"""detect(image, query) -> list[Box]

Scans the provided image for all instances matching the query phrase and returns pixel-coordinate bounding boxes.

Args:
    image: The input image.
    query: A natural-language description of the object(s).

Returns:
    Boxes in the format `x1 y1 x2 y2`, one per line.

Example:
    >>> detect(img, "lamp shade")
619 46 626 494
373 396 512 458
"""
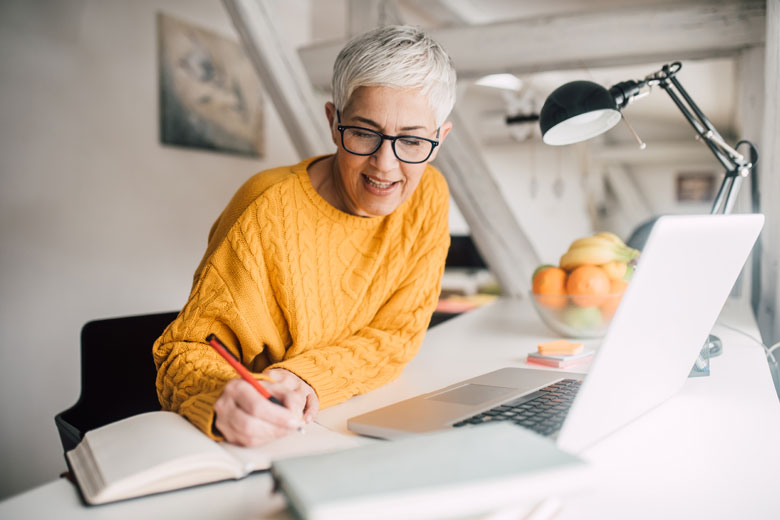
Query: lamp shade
539 80 621 145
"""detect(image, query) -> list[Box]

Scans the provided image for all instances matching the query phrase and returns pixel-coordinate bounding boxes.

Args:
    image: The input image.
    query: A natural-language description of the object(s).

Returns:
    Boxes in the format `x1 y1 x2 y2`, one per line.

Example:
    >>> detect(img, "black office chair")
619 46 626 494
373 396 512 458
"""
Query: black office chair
429 235 490 328
54 311 179 453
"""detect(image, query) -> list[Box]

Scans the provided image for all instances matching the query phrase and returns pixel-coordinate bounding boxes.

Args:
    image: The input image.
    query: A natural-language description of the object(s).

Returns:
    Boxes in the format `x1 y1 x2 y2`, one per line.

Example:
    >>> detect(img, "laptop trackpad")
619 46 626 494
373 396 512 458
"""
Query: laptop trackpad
426 384 517 406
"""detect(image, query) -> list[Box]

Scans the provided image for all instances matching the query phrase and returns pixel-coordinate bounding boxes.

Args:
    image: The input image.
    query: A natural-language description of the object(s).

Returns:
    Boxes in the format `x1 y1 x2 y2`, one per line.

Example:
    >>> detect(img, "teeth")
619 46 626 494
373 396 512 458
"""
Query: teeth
364 175 394 189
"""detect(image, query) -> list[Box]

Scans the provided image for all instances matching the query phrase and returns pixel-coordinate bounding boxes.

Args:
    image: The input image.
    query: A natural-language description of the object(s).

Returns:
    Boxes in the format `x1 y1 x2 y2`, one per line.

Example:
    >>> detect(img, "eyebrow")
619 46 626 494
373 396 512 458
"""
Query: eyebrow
352 116 429 133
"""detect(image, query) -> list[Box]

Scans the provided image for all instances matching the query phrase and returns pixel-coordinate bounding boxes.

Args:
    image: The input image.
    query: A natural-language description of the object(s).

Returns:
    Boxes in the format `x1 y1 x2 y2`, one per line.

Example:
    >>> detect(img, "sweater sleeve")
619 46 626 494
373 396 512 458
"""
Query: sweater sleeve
269 201 451 409
152 241 278 439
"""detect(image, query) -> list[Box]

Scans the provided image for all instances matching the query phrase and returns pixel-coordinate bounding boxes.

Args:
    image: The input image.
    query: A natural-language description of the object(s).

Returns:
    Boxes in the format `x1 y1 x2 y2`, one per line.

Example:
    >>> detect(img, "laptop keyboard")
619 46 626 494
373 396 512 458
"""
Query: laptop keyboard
452 379 582 437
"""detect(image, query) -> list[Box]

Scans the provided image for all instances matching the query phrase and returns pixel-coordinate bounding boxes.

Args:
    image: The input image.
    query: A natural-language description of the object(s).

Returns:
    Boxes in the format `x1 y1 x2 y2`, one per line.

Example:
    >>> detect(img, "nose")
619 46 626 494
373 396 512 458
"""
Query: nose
371 137 399 171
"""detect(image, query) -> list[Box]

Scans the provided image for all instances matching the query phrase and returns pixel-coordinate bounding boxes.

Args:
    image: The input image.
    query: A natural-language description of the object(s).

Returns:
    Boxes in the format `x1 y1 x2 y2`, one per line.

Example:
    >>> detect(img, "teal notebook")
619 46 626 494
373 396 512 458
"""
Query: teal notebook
271 422 589 520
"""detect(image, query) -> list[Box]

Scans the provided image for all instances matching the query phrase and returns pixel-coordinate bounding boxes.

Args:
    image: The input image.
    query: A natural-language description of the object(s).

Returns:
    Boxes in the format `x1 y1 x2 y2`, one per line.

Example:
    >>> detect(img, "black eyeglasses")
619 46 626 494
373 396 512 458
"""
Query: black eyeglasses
336 111 439 164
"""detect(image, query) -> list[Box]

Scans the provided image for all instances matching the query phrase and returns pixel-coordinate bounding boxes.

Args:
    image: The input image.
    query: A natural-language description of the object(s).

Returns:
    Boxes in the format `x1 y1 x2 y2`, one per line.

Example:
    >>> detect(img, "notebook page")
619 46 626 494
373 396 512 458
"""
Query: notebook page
221 422 367 474
81 411 239 488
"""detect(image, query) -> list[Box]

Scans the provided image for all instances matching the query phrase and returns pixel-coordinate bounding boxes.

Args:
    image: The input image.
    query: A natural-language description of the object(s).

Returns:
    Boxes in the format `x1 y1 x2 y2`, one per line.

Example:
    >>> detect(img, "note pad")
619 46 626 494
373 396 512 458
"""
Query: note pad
537 339 584 356
271 422 590 520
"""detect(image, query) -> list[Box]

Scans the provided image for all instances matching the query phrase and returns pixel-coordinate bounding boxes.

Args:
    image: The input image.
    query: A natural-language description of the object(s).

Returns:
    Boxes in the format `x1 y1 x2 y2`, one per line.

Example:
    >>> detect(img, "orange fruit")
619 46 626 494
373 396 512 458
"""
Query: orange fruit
610 278 629 294
531 264 556 282
565 265 610 306
532 266 567 309
601 278 629 319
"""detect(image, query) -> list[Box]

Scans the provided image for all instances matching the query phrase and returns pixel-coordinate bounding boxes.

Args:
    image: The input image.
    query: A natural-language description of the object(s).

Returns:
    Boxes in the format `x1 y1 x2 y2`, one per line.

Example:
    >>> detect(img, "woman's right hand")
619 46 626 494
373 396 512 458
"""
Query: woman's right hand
213 378 306 446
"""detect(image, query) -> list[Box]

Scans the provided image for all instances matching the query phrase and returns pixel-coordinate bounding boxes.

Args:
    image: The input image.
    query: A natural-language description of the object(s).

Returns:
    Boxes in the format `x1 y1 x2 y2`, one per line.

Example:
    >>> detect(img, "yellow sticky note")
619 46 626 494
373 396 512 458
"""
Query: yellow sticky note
538 339 584 356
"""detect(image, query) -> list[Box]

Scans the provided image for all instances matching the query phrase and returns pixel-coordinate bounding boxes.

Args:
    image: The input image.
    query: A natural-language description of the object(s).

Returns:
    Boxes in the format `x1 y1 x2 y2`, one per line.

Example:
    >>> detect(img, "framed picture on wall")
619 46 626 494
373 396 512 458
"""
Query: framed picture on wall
157 12 264 157
676 171 717 203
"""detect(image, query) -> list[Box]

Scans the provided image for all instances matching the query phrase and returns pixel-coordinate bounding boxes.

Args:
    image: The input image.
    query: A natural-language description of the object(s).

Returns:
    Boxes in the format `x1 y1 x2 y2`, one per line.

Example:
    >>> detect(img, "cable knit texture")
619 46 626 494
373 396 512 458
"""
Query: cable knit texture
153 155 450 438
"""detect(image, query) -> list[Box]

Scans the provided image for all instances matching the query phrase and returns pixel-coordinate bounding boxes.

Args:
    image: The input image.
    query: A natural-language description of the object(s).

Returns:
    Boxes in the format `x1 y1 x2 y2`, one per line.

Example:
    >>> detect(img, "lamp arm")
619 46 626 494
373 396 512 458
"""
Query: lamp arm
643 63 756 214
656 77 739 173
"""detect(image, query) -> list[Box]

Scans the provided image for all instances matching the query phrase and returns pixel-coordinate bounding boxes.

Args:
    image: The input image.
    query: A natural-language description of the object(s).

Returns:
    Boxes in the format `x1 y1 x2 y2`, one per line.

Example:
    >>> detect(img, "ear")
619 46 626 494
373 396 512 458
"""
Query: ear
325 102 339 146
428 120 453 162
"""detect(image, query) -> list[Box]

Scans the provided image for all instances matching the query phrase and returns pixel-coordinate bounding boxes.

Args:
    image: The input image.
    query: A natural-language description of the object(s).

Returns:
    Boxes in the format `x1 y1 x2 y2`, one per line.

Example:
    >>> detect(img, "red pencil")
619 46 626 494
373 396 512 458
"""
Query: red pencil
206 334 283 406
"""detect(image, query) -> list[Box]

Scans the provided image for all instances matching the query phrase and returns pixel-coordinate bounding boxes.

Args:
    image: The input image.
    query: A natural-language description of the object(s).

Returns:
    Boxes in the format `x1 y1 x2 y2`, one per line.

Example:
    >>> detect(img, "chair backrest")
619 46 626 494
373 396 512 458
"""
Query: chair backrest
55 311 179 453
446 235 488 269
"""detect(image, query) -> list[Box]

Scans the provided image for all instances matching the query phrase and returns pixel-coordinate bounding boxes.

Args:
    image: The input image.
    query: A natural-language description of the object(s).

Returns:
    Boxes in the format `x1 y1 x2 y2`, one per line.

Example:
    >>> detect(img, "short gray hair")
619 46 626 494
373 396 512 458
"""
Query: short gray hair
332 25 457 128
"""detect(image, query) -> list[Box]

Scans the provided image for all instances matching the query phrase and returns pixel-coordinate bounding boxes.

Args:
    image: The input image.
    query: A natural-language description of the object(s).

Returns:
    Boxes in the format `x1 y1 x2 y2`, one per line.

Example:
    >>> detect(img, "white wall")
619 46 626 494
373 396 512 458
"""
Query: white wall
0 0 309 498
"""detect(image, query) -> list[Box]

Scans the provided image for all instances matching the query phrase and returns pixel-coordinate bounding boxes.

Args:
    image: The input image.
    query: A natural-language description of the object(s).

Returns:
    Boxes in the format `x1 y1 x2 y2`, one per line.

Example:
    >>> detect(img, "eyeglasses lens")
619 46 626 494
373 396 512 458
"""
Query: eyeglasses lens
342 128 433 163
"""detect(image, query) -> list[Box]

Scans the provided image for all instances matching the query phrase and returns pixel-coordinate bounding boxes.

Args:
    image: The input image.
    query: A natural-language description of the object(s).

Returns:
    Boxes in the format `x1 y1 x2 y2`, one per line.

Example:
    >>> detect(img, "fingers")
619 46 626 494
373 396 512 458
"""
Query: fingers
264 369 305 412
303 391 320 424
238 379 304 428
214 371 320 446
214 379 302 446
265 369 320 424
214 400 285 446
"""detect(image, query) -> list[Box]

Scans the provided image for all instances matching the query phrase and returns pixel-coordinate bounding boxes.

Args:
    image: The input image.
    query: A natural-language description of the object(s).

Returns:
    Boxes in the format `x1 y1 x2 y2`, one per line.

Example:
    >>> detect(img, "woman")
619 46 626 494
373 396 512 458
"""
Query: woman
153 25 456 446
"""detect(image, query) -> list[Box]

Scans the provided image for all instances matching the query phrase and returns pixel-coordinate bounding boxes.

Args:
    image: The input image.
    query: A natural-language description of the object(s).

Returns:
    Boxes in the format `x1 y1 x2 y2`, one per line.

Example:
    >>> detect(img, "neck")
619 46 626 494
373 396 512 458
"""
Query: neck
308 156 351 215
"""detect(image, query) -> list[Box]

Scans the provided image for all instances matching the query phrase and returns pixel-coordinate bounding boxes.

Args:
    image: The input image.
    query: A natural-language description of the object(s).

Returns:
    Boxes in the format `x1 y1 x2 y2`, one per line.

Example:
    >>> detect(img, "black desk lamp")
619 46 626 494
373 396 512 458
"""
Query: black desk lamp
539 62 757 215
538 62 759 365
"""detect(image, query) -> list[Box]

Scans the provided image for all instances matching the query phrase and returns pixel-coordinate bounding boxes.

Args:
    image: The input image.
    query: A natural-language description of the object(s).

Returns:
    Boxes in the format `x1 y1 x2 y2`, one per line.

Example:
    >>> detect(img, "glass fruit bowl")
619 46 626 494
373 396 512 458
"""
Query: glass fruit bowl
530 291 625 339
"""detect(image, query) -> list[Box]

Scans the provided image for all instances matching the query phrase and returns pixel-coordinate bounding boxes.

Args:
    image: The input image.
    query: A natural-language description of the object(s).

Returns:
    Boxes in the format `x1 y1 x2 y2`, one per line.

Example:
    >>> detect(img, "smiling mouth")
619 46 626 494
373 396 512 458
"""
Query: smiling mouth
362 174 399 190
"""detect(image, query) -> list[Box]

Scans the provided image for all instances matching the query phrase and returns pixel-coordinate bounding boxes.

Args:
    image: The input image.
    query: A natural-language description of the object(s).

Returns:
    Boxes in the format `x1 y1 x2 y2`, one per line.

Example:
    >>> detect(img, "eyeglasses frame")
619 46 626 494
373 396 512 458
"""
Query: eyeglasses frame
336 111 440 164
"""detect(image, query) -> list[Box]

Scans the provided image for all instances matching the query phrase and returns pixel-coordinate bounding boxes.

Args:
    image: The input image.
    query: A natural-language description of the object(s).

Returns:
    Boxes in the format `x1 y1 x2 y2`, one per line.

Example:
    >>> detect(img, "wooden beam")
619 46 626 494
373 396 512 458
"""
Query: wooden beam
603 165 653 240
756 0 780 345
591 142 713 165
300 0 766 88
223 0 333 159
399 0 468 26
347 0 402 36
434 109 541 297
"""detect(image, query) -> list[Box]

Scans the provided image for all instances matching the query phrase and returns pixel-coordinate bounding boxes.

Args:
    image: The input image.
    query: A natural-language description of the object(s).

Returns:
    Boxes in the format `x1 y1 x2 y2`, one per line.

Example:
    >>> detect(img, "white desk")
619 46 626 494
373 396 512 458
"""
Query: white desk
2 297 779 519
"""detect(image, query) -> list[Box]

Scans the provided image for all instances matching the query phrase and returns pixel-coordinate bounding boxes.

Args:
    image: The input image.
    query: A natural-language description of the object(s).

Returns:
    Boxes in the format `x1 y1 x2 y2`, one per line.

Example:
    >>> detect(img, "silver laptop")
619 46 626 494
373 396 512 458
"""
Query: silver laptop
348 214 764 453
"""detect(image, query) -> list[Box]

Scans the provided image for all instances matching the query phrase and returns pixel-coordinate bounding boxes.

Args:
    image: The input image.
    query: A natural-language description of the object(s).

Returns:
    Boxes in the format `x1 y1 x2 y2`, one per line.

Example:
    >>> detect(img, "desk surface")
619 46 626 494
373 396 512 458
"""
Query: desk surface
3 297 779 519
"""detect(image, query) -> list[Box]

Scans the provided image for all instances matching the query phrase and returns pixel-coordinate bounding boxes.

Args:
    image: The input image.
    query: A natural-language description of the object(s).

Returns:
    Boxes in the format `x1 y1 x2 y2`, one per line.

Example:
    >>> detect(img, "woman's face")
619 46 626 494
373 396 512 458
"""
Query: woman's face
325 86 451 217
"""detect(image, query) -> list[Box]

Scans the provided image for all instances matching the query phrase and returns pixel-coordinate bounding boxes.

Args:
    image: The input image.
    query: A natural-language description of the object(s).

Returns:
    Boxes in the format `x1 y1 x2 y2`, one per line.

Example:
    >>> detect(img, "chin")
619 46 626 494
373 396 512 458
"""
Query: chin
355 193 405 217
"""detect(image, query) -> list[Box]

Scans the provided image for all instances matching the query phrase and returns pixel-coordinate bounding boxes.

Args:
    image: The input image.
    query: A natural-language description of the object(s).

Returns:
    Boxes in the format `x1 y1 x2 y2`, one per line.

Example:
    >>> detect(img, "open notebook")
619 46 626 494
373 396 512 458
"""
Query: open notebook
66 411 362 505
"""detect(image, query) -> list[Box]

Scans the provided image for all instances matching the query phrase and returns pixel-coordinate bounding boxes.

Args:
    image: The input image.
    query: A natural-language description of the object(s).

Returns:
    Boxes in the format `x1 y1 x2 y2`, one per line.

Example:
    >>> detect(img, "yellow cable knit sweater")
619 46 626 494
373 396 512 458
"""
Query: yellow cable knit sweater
153 155 450 438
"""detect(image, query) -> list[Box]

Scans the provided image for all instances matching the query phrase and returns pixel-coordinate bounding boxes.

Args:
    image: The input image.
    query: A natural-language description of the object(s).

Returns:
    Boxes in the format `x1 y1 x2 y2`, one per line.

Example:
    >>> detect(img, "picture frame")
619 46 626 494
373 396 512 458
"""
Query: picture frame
157 12 264 157
676 171 717 203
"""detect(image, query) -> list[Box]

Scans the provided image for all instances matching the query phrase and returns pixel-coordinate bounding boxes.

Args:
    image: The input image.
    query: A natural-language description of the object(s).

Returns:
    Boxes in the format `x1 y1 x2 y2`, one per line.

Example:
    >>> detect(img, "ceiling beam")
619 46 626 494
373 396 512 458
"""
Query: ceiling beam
299 0 766 88
591 142 714 165
398 0 470 26
347 0 403 37
223 0 332 159
603 165 653 236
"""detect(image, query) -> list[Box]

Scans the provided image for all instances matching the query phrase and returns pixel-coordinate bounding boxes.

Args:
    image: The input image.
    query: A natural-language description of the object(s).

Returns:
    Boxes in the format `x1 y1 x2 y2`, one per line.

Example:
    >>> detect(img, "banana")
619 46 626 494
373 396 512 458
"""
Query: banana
560 246 616 271
560 232 640 271
566 235 621 251
560 243 640 271
593 231 625 245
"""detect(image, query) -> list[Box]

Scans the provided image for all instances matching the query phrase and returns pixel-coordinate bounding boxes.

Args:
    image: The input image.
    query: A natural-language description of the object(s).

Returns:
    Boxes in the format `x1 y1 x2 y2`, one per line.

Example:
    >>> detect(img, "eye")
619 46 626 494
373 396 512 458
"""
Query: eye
348 128 378 140
399 137 424 147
